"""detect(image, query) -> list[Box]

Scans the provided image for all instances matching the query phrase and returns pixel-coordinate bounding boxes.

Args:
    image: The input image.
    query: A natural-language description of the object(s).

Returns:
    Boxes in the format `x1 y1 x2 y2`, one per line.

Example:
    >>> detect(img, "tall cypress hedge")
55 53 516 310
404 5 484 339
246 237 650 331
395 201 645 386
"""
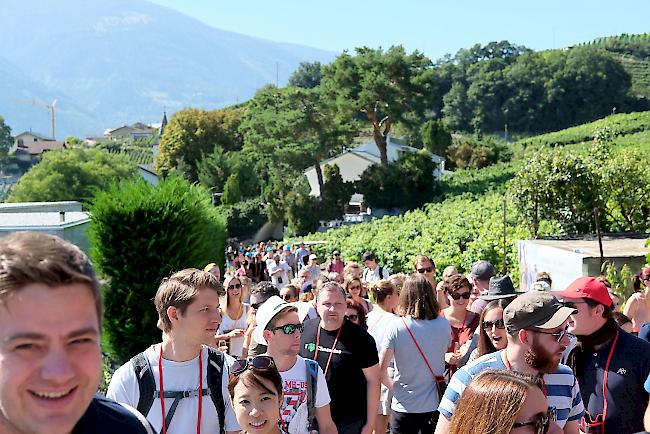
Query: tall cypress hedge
89 176 226 362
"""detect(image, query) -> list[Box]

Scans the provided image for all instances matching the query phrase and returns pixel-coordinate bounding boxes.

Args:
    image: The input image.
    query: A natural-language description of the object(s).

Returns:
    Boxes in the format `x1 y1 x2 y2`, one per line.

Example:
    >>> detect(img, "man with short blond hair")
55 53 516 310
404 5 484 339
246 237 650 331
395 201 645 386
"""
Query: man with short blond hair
0 232 154 434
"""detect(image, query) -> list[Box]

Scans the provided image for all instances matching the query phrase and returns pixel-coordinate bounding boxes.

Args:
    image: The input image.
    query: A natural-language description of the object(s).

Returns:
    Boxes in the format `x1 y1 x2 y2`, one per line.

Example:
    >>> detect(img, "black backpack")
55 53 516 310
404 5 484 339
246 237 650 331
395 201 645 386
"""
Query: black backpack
304 358 319 431
130 347 226 434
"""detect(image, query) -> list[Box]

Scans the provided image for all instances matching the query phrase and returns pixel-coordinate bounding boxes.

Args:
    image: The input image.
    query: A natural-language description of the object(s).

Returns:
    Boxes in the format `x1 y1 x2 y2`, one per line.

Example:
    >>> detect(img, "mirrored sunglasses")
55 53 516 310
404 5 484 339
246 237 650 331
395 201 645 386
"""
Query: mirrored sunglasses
269 322 303 335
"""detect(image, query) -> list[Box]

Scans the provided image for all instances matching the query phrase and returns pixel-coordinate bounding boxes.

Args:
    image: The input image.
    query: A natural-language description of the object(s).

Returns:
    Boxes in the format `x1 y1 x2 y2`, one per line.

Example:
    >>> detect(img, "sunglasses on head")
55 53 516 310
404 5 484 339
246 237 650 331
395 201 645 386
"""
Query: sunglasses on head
482 319 505 330
345 314 359 322
512 407 555 434
231 355 275 376
269 322 303 335
449 291 471 300
228 283 242 290
417 266 434 274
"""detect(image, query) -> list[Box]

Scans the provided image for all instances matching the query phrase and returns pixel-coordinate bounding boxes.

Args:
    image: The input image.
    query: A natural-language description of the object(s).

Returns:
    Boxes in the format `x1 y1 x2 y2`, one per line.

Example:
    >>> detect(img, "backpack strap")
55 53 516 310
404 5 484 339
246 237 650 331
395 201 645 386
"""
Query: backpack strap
305 358 319 431
206 347 226 434
131 351 156 418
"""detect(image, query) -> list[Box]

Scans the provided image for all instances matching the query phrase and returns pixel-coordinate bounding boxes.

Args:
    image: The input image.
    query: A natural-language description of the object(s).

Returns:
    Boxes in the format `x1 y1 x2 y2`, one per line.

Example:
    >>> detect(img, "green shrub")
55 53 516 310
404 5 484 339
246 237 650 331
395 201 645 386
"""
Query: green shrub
89 176 226 362
217 198 269 239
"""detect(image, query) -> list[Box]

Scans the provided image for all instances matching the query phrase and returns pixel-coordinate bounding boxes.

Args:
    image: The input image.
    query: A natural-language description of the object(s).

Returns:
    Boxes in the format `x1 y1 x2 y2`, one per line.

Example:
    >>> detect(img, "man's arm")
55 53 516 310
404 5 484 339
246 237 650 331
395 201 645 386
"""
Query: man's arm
361 363 380 434
315 404 338 434
434 414 451 434
563 419 580 434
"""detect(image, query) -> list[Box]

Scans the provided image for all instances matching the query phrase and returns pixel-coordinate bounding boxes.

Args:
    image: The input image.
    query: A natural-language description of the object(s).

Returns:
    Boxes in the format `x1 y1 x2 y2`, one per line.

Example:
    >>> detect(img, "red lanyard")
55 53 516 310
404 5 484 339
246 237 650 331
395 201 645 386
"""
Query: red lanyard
314 325 342 377
158 345 203 434
600 330 620 423
503 352 548 397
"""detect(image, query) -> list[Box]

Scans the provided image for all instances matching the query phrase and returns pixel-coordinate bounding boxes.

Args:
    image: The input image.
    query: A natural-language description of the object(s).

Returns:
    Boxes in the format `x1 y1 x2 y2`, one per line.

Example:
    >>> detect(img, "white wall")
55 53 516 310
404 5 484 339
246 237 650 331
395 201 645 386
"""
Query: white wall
517 240 584 291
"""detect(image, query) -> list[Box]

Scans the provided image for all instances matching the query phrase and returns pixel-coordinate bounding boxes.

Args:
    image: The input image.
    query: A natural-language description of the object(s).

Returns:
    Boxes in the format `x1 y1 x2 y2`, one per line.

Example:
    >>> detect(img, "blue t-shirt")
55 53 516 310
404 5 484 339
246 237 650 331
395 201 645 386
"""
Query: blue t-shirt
438 350 584 428
573 330 650 434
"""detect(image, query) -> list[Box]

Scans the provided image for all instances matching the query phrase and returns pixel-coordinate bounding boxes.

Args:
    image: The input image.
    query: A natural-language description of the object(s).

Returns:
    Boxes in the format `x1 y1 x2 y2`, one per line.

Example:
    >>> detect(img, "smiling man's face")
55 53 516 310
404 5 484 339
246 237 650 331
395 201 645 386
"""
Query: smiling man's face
0 283 102 434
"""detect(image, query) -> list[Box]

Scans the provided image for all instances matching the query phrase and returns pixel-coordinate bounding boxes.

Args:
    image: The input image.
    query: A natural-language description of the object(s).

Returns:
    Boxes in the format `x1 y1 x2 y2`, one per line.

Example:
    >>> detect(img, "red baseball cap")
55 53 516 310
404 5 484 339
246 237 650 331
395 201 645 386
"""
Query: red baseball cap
554 276 613 307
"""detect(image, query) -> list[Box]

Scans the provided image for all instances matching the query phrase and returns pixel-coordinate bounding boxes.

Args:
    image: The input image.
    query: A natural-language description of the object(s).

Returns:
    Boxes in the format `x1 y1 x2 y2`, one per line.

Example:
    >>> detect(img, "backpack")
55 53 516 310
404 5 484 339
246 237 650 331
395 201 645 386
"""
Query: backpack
130 347 226 434
363 266 384 281
304 358 319 431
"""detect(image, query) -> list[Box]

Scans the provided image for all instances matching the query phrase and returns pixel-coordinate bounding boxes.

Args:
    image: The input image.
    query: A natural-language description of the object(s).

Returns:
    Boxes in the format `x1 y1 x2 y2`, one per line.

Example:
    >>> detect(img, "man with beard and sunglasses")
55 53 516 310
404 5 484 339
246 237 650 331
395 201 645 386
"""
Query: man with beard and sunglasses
435 291 584 434
556 276 650 434
255 296 337 434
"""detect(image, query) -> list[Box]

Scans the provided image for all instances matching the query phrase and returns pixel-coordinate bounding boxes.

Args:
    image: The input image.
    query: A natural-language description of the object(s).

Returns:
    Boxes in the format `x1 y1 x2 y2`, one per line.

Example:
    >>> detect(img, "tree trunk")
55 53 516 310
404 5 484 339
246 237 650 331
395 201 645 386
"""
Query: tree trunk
314 157 324 197
364 106 391 165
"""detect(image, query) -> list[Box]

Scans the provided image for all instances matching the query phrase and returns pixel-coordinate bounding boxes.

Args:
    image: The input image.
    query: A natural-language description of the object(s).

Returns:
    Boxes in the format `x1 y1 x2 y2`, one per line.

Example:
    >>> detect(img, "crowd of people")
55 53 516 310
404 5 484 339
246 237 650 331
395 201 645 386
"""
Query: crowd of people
1 233 650 434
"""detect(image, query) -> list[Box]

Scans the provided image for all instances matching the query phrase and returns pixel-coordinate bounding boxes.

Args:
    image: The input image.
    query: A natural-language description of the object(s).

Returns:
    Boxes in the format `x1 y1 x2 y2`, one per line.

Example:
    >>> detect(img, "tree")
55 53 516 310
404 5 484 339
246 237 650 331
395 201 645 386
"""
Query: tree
89 176 225 362
240 85 352 195
8 148 137 203
288 61 323 89
0 116 12 157
322 46 433 165
196 146 231 193
421 119 452 156
155 107 243 182
320 164 352 220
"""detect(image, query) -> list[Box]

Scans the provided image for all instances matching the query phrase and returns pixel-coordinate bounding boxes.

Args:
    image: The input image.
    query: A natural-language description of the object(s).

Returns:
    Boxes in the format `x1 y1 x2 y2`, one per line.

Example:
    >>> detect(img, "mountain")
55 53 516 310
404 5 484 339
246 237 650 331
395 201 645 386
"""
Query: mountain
0 0 336 138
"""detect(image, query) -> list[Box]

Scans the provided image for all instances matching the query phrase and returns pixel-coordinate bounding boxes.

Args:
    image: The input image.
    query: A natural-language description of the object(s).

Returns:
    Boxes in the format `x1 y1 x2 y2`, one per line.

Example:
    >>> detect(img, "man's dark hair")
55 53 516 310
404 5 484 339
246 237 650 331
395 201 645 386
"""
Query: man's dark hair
362 251 376 262
250 281 279 302
584 297 613 319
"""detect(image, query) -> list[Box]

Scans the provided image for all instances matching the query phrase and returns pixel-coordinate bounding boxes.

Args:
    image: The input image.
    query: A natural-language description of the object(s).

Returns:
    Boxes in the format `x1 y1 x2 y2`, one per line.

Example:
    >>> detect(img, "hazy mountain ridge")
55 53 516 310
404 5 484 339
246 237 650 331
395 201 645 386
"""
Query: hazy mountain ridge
0 0 336 137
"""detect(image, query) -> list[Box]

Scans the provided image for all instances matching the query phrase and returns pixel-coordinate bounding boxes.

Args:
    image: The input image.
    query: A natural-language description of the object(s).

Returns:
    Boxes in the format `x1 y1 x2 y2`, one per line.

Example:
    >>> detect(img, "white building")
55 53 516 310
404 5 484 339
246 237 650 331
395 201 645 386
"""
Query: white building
304 136 445 196
10 132 65 162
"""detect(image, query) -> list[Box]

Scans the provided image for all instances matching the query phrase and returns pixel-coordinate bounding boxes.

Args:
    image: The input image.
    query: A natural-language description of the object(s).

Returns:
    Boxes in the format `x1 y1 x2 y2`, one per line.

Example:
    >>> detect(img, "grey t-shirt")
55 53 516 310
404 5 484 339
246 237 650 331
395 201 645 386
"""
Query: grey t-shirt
382 315 451 413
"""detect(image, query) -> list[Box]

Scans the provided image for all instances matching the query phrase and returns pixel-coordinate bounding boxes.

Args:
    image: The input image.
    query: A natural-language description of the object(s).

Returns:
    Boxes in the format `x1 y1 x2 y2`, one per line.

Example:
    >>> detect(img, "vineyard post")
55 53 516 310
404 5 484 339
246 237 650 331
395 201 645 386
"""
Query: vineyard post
503 196 507 274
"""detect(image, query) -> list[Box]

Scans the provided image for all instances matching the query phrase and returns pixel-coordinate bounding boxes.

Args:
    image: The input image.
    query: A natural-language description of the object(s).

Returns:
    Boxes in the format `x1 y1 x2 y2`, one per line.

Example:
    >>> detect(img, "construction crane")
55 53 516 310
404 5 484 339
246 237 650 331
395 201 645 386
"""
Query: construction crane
15 99 57 140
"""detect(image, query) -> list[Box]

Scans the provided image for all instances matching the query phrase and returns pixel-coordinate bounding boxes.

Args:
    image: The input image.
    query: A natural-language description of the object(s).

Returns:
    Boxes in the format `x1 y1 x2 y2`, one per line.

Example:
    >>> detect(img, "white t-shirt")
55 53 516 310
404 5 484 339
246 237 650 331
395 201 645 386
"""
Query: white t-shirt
280 355 330 434
107 345 240 434
362 265 390 283
218 304 249 358
269 261 292 289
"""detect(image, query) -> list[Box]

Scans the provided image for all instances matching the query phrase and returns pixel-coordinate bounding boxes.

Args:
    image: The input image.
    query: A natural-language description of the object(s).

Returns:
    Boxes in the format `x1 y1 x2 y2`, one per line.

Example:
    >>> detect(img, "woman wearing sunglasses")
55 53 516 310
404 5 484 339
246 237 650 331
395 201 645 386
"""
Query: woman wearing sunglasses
440 274 480 374
467 298 514 363
216 275 249 358
449 369 561 434
346 298 368 329
228 356 285 434
344 275 373 313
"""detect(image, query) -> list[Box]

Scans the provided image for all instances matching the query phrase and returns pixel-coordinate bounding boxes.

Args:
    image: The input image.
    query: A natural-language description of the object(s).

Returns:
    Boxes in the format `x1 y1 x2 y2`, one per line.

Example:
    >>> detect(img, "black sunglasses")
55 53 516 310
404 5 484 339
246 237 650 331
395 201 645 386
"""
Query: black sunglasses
228 283 242 290
231 355 275 376
512 408 555 434
345 314 359 322
250 302 262 310
482 319 505 330
530 326 572 343
269 322 303 335
449 291 471 300
417 266 434 273
280 294 294 301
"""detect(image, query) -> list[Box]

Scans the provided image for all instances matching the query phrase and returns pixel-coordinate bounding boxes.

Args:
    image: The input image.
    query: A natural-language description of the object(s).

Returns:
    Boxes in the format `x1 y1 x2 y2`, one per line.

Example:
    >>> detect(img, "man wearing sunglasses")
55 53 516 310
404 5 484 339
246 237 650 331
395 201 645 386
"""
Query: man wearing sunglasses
435 291 584 434
556 276 650 434
254 296 337 434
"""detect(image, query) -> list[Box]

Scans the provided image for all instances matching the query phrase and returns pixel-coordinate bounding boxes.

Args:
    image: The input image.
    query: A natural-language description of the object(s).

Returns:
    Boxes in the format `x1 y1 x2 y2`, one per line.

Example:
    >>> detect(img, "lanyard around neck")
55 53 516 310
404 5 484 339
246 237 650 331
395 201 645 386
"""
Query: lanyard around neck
158 345 203 434
600 330 620 423
314 325 342 377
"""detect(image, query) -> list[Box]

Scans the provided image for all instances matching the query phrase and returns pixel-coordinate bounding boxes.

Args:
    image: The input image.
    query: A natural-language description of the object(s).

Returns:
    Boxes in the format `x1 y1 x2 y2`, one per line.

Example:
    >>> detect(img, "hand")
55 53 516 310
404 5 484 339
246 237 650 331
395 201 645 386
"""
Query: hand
360 422 374 434
228 329 245 339
445 351 461 365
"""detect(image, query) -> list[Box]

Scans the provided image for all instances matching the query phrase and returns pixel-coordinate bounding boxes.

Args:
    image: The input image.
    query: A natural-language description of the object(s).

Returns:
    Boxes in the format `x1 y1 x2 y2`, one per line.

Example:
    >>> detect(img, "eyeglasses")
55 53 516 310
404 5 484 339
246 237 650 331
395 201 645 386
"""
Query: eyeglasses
333 253 340 257
417 266 434 274
449 291 471 300
231 355 276 376
227 283 242 290
482 319 505 330
250 302 262 310
530 326 572 343
269 322 303 335
280 294 294 301
345 314 359 322
348 285 361 291
561 300 587 309
512 408 555 434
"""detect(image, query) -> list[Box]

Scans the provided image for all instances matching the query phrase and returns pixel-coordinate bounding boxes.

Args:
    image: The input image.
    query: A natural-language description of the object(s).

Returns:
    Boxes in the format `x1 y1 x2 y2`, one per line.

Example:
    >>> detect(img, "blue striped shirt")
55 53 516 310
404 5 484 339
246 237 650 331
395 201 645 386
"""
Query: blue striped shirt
438 350 584 428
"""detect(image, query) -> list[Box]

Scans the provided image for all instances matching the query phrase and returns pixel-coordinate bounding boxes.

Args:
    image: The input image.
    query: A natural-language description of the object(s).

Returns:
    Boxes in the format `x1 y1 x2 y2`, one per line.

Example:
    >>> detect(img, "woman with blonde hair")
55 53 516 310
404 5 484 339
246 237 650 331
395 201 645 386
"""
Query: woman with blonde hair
216 275 249 358
624 267 650 333
449 370 561 434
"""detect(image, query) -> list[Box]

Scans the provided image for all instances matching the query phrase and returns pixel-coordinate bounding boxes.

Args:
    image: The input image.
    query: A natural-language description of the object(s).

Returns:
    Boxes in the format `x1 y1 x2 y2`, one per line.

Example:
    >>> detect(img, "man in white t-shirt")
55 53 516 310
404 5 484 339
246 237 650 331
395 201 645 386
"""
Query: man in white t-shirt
362 251 390 283
269 253 292 289
255 296 337 434
107 269 240 434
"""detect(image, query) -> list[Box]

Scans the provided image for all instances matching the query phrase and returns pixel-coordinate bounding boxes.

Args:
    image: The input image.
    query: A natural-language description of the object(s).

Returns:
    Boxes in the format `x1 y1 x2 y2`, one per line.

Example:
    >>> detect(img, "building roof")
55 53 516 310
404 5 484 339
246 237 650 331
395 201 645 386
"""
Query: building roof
14 131 55 141
138 163 157 175
526 235 649 258
0 201 82 212
0 211 90 231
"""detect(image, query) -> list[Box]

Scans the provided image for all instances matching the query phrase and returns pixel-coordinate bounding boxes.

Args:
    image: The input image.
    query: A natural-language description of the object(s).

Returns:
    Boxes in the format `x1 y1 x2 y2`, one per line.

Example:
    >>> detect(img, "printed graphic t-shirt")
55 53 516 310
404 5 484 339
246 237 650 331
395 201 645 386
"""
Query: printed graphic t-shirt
279 355 331 434
299 318 379 425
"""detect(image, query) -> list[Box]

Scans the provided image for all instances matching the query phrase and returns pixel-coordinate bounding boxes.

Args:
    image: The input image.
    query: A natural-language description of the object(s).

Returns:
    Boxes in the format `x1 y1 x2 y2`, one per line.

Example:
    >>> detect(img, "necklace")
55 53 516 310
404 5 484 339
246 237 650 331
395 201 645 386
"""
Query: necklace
158 345 203 434
314 324 343 377
503 352 547 397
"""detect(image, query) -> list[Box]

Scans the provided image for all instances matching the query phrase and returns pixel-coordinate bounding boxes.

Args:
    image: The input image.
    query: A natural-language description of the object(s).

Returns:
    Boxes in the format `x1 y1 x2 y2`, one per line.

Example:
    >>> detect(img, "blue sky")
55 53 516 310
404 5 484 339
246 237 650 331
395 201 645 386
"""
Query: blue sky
147 0 649 59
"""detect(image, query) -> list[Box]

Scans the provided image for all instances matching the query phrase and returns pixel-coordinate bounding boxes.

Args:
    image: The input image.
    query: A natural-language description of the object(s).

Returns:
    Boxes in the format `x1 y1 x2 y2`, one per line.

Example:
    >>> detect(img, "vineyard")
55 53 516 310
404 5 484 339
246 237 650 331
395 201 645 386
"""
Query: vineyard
301 110 650 279
104 147 153 166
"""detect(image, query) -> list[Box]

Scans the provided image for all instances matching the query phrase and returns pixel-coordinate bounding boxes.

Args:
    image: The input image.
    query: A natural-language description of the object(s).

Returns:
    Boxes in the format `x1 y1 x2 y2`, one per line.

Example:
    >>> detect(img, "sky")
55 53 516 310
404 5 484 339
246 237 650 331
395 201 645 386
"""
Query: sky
146 0 650 60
